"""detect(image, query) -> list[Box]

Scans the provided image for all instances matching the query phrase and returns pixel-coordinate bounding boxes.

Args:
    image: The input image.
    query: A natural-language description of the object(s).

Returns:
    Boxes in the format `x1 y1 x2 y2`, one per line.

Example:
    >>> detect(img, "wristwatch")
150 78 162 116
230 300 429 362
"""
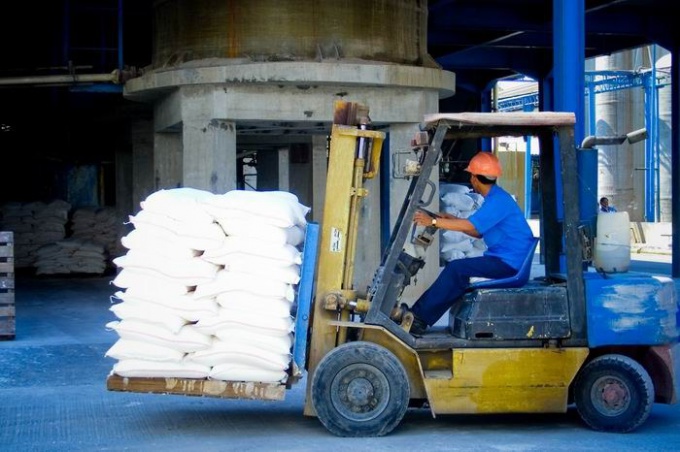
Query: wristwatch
431 218 438 227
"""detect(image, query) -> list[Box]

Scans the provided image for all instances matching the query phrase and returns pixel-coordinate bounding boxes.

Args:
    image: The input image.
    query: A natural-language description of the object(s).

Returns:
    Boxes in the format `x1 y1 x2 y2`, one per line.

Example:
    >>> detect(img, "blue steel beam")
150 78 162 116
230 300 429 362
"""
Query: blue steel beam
553 0 585 275
497 93 539 112
672 42 679 278
502 65 670 225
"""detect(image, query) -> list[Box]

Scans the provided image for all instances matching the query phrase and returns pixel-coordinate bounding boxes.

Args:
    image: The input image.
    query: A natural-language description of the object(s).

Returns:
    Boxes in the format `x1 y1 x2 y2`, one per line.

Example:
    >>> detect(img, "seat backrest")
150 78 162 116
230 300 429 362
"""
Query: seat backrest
470 237 539 290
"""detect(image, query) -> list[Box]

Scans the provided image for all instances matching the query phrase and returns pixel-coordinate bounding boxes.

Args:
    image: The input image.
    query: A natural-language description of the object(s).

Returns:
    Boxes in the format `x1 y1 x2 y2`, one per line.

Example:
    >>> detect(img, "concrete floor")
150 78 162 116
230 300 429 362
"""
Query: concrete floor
2 254 680 451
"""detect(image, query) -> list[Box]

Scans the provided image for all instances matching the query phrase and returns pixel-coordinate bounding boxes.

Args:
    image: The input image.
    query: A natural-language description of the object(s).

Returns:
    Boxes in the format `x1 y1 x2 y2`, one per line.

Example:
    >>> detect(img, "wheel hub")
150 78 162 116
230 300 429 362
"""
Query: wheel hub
331 364 390 421
346 377 374 407
592 376 630 416
602 381 627 408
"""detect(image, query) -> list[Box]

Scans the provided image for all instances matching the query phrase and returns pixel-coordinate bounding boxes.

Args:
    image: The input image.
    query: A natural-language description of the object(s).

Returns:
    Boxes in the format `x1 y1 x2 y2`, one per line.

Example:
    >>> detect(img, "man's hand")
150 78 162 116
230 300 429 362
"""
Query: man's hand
413 209 436 227
413 208 480 237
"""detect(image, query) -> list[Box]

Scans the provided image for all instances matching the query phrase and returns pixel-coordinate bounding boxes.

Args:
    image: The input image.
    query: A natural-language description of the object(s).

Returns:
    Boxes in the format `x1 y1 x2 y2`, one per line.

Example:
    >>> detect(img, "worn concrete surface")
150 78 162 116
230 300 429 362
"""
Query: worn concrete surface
2 255 680 452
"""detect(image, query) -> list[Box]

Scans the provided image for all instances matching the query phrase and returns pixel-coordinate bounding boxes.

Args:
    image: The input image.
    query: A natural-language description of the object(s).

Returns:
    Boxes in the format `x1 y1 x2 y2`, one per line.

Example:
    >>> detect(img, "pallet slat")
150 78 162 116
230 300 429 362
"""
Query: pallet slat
0 276 14 290
106 374 286 401
0 231 15 340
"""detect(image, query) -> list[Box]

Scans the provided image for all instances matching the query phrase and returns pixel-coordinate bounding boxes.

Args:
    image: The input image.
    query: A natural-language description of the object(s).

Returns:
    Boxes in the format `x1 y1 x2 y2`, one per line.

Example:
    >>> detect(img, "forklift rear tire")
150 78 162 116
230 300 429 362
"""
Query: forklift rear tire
311 341 410 437
573 354 654 433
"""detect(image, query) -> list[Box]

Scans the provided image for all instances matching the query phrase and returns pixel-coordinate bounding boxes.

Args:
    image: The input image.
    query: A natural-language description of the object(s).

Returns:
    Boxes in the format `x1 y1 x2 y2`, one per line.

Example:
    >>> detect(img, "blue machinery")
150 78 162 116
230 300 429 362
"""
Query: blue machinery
496 60 671 222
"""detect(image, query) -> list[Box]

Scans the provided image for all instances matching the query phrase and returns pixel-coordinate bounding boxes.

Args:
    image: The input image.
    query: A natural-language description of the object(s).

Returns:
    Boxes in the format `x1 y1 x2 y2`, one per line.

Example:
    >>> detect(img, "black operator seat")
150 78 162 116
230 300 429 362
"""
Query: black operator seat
448 236 571 342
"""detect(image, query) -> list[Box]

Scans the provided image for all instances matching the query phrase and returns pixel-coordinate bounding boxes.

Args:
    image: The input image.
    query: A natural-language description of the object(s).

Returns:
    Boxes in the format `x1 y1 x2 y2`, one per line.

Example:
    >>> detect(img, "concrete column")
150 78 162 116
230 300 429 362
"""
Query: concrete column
278 147 290 191
288 142 313 213
115 146 133 218
388 123 441 305
154 131 182 190
182 118 237 194
131 118 155 214
256 149 278 191
311 135 328 223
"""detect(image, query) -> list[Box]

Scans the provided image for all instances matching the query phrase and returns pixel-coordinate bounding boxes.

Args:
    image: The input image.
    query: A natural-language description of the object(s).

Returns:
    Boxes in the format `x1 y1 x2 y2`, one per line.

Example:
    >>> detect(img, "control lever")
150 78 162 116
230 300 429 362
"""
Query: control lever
411 207 440 250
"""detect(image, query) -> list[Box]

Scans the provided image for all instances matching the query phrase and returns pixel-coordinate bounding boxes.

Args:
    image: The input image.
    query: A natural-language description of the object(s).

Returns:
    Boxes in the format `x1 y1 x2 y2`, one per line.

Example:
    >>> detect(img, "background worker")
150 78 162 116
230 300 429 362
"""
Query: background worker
599 197 617 213
407 151 535 335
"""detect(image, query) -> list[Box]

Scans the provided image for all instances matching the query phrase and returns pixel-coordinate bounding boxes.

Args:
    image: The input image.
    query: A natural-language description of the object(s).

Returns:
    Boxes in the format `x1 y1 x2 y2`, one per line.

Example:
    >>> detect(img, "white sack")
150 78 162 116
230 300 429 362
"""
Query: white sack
466 248 486 258
215 329 292 355
120 228 201 259
106 320 212 353
439 183 471 196
441 249 466 262
209 364 287 383
221 262 300 285
216 293 292 318
441 239 474 254
201 237 302 266
113 289 219 320
112 268 193 294
113 251 219 285
216 218 305 247
128 210 225 251
441 192 475 211
109 300 188 333
105 338 185 362
113 359 210 379
441 230 471 244
187 340 291 370
203 190 309 228
194 270 295 301
472 238 487 250
468 192 484 207
193 311 294 337
140 188 215 225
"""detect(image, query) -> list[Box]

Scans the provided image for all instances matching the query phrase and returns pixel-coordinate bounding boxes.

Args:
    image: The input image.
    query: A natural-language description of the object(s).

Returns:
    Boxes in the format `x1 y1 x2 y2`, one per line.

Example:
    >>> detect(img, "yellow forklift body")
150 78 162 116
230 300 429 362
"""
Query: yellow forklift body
422 347 589 414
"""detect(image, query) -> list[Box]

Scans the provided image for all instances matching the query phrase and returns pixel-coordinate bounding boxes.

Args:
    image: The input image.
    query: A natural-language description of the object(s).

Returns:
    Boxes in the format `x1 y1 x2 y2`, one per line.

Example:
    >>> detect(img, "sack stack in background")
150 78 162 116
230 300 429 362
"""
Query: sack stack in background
0 200 71 268
34 238 108 275
0 200 127 274
439 183 486 262
106 188 309 384
70 206 127 263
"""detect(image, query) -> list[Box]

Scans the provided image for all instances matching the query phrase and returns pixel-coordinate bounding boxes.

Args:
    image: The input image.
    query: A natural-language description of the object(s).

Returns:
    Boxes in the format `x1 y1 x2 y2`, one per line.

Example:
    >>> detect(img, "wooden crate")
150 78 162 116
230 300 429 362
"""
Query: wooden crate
0 231 15 340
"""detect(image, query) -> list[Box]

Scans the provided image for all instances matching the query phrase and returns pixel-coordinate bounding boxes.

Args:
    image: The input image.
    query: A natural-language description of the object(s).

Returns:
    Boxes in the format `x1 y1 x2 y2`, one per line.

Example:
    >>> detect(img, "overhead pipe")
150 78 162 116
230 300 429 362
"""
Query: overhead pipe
580 128 648 148
0 68 138 87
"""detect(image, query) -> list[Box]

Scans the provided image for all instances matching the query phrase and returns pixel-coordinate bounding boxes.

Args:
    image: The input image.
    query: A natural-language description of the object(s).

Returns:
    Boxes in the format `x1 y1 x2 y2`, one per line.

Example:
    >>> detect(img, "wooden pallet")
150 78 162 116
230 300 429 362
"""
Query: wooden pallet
106 373 287 401
0 231 15 340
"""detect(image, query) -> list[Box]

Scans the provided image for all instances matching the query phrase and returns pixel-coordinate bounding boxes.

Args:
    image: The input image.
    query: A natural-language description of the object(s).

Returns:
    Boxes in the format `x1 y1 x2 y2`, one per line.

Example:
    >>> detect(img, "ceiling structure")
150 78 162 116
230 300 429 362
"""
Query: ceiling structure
428 0 675 93
0 0 675 157
0 1 675 118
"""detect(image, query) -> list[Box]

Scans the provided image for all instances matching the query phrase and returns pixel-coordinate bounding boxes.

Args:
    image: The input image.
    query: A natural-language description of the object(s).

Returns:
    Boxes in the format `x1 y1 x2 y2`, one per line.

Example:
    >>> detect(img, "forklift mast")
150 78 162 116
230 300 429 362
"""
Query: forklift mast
303 101 386 414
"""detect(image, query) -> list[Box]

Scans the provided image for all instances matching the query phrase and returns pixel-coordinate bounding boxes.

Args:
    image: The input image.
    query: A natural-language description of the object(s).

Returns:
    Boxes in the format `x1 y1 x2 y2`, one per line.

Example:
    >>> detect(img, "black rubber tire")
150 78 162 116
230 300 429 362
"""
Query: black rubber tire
311 341 410 437
573 354 654 433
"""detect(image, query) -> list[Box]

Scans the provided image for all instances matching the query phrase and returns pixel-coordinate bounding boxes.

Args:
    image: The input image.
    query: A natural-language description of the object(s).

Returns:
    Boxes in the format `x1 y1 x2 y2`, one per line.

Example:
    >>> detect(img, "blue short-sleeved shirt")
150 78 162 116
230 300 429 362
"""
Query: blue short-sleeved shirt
468 184 535 270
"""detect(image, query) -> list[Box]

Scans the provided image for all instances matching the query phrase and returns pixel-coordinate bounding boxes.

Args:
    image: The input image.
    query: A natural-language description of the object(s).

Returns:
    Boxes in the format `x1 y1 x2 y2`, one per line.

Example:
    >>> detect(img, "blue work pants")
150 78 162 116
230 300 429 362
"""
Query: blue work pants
411 256 516 326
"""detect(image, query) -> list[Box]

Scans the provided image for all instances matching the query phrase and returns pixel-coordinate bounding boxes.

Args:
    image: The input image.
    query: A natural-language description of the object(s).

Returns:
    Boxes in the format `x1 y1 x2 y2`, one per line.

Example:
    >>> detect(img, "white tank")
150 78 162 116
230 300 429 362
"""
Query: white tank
593 211 631 273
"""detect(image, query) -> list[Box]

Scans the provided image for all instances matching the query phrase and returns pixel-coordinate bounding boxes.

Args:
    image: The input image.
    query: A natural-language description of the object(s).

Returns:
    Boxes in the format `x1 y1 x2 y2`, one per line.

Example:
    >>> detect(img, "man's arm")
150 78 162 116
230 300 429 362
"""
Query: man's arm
413 209 481 238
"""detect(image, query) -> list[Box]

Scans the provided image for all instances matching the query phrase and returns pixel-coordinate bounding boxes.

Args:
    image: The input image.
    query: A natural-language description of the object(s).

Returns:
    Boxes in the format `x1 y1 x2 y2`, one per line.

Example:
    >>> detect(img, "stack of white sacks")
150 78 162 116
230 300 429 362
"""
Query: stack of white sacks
0 200 71 268
105 187 309 383
34 238 107 275
70 206 127 263
439 183 487 262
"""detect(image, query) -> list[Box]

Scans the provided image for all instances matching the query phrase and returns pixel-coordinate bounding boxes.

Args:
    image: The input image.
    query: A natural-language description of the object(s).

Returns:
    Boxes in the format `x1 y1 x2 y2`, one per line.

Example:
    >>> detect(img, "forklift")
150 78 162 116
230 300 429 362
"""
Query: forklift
108 101 679 437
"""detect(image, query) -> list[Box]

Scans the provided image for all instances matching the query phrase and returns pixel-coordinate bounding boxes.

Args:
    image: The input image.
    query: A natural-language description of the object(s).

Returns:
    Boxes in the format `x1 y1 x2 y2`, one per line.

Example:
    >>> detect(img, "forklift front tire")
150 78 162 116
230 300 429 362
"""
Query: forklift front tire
311 341 410 437
573 354 654 433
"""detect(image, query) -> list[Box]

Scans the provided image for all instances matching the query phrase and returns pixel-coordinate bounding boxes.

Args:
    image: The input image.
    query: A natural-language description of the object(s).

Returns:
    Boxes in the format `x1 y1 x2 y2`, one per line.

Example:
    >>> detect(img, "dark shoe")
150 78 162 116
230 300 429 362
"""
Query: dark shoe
390 303 409 322
409 312 428 336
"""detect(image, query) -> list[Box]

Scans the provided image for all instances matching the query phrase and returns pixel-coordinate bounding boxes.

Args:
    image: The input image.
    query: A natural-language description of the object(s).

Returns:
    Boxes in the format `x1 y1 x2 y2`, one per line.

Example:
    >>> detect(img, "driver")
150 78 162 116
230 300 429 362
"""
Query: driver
406 151 535 335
